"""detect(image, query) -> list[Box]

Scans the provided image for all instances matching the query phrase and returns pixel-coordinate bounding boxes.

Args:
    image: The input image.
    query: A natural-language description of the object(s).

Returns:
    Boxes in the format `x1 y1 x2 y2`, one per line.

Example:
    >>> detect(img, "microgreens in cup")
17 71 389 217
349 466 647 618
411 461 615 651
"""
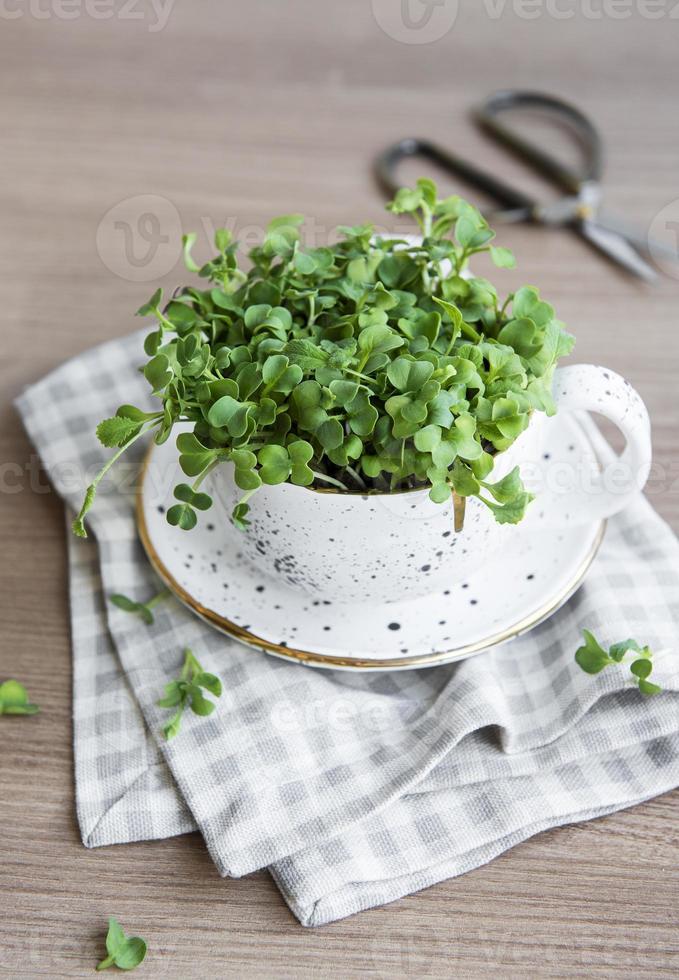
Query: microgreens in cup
0 679 39 716
575 630 662 696
74 178 574 536
158 648 223 740
109 589 170 625
96 917 147 972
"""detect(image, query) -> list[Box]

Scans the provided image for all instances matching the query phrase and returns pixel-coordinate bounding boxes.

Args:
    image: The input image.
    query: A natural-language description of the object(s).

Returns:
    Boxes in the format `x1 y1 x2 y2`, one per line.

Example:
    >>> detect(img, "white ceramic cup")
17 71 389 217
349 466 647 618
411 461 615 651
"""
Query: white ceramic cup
210 364 651 604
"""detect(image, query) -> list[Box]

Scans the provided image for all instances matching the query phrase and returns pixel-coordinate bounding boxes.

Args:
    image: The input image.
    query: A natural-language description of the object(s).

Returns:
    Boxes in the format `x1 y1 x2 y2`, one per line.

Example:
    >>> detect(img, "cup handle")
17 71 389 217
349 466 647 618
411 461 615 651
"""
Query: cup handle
546 364 652 523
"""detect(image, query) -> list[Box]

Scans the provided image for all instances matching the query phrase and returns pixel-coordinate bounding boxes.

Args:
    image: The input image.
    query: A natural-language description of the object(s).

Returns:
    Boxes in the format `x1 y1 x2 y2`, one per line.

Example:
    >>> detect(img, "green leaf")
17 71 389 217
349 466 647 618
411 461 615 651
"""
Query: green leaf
489 245 516 268
182 232 200 272
258 444 290 484
207 395 251 437
262 354 303 394
268 213 304 231
284 339 330 372
144 353 172 393
196 672 222 697
166 503 198 531
162 712 183 740
316 418 344 451
0 679 39 715
289 440 314 485
136 287 162 317
173 484 213 512
455 212 478 248
386 186 423 213
157 648 222 740
294 251 317 275
357 323 404 359
480 490 534 525
96 416 143 448
109 594 138 613
432 296 463 330
497 318 541 358
513 286 554 326
609 639 642 663
157 681 183 708
413 424 441 453
471 452 494 481
231 448 262 492
437 414 482 464
450 460 480 497
0 680 28 706
328 379 360 407
429 481 451 503
97 917 147 972
387 357 434 393
575 630 616 674
231 501 252 529
346 391 378 436
638 679 662 697
105 917 127 957
189 690 216 716
192 491 213 511
491 397 528 441
177 433 216 478
417 176 437 209
114 938 147 971
481 466 524 504
215 227 232 254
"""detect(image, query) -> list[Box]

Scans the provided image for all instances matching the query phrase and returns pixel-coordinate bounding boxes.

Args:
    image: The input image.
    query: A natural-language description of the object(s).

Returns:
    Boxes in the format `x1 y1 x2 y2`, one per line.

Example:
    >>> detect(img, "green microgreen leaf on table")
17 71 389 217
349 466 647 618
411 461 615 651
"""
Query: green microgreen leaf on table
74 178 575 534
96 917 147 972
158 648 223 740
0 679 39 716
575 630 662 696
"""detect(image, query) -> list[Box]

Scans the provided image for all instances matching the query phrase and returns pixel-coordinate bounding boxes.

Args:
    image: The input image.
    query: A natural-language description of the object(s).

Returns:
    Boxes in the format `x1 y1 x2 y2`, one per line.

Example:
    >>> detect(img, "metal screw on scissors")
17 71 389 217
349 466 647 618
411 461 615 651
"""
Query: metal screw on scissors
375 90 677 282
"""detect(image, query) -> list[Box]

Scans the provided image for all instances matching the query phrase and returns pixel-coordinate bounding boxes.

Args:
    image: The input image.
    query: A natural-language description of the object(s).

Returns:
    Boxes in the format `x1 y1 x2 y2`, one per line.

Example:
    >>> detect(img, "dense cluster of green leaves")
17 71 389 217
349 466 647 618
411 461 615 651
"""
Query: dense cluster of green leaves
575 630 662 696
73 179 574 536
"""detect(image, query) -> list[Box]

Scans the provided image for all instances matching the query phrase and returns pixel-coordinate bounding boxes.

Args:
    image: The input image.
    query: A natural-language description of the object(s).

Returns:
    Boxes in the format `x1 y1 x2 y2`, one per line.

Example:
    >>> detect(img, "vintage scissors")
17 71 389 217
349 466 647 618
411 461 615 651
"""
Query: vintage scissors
375 90 675 282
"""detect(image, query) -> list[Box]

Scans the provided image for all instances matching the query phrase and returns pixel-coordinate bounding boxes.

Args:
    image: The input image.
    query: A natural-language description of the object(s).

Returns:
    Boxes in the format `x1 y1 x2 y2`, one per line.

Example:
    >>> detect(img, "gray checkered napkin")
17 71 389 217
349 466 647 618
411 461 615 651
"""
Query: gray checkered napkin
16 331 679 927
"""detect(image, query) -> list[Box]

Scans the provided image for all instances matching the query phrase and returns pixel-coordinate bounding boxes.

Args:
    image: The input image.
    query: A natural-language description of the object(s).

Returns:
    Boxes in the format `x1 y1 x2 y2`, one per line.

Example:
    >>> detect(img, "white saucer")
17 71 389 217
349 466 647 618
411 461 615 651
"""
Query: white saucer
137 414 605 671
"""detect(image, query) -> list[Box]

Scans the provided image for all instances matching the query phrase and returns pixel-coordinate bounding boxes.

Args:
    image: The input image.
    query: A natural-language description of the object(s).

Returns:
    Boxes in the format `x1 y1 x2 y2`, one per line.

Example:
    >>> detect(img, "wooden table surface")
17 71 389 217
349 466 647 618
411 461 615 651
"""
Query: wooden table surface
1 2 678 976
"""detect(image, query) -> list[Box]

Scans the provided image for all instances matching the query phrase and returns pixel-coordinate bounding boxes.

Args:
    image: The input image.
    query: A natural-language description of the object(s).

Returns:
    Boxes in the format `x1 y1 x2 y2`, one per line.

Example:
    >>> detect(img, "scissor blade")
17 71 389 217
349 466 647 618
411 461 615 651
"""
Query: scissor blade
595 209 679 263
579 220 658 282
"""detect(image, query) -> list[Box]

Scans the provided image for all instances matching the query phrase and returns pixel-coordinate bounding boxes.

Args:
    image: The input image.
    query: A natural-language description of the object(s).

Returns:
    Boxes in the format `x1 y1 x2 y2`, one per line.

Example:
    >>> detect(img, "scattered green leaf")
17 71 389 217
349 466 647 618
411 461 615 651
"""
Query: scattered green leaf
158 648 223 739
96 917 147 972
109 589 170 625
0 679 39 716
575 630 662 696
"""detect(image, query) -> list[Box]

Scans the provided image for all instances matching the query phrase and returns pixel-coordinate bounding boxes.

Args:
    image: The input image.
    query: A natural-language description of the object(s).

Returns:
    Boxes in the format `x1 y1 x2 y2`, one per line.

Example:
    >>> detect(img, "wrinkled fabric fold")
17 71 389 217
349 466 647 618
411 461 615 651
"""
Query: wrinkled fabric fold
16 331 679 926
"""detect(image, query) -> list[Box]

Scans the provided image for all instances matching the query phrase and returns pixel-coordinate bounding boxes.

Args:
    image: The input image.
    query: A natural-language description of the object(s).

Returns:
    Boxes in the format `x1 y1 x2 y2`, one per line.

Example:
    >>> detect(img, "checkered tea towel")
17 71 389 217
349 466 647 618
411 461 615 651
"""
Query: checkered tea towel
16 331 679 927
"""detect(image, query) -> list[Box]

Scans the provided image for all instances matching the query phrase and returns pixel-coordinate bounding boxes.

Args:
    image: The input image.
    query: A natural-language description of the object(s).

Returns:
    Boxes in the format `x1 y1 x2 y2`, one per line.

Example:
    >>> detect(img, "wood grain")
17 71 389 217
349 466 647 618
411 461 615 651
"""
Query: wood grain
1 1 678 976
